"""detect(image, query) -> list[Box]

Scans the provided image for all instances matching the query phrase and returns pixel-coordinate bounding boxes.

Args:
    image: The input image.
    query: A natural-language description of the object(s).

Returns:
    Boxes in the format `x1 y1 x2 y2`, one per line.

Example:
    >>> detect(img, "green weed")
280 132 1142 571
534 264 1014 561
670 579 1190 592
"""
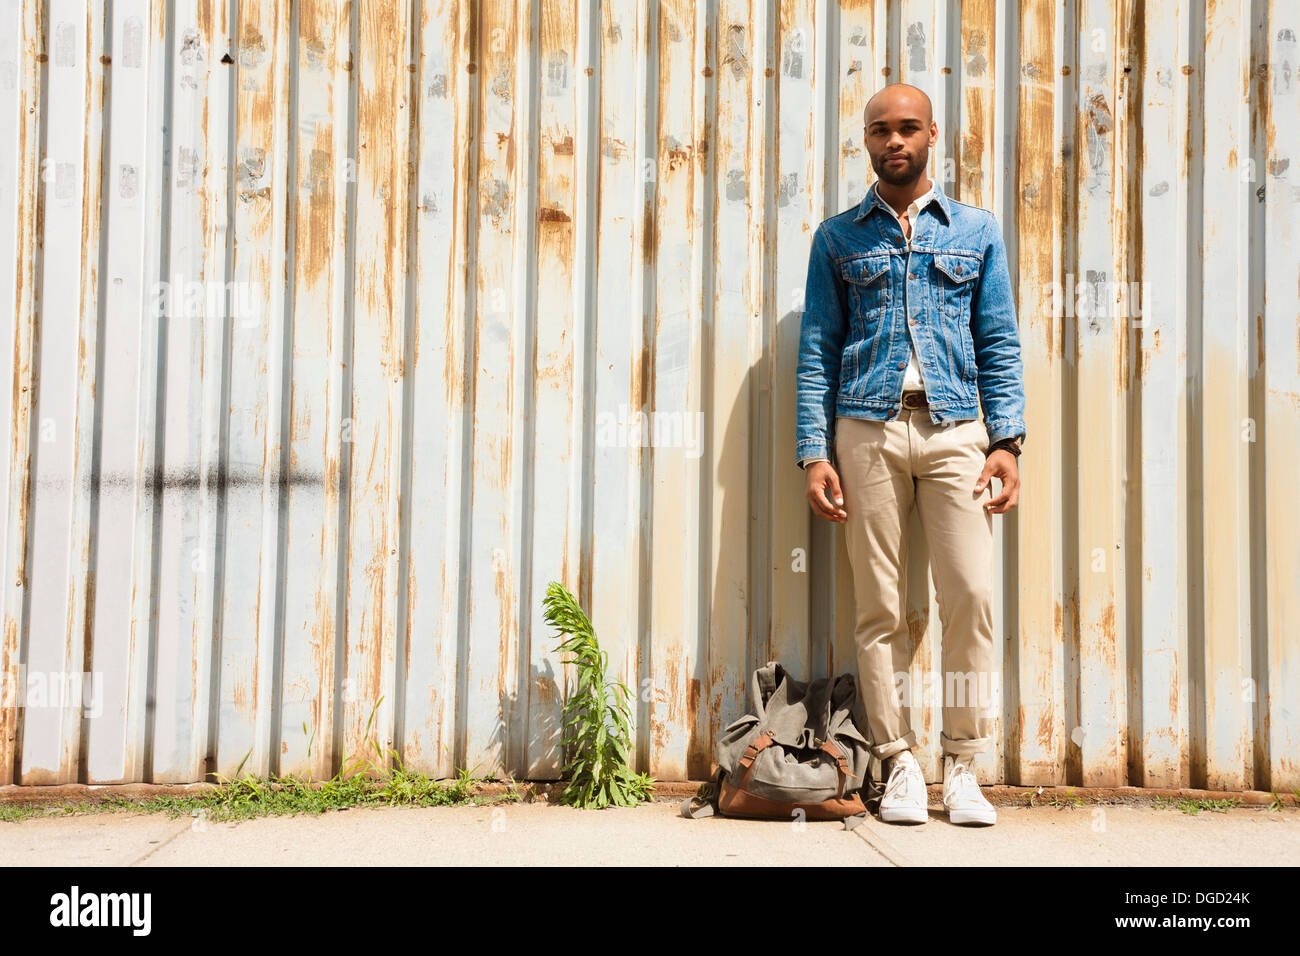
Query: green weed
542 581 655 809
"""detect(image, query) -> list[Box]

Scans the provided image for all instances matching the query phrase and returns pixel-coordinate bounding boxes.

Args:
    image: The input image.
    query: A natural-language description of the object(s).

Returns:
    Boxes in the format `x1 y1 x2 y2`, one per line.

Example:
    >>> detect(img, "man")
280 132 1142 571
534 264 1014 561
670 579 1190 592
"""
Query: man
795 83 1026 827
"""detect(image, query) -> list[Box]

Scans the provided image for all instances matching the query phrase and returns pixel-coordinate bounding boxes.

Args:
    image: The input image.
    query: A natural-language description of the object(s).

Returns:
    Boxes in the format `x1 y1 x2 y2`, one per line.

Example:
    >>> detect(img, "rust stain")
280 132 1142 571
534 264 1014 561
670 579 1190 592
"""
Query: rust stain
538 206 571 223
1036 694 1054 752
493 548 515 706
1 619 17 784
1256 312 1264 371
962 88 986 198
641 198 656 263
906 606 928 651
631 342 650 413
537 333 574 389
357 0 412 381
1086 92 1112 137
302 145 335 289
533 675 559 704
324 445 339 496
687 677 707 776
290 389 311 443
663 141 693 173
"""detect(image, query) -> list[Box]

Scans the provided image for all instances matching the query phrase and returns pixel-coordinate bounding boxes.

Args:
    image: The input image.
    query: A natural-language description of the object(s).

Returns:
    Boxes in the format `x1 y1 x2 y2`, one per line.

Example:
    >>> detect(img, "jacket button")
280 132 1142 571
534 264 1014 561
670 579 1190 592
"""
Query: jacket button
896 361 906 369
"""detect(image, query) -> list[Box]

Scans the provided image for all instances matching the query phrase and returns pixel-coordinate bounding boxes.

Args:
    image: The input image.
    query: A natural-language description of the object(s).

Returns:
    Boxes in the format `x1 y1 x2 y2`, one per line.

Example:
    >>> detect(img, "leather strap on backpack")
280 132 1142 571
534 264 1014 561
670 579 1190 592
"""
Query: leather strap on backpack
818 738 857 799
736 732 776 790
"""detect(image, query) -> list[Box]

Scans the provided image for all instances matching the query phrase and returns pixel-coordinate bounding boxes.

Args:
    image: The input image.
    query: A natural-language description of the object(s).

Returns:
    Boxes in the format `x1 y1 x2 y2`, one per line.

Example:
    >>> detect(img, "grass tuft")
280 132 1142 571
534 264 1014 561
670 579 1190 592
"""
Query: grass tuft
1152 795 1243 814
1 698 517 824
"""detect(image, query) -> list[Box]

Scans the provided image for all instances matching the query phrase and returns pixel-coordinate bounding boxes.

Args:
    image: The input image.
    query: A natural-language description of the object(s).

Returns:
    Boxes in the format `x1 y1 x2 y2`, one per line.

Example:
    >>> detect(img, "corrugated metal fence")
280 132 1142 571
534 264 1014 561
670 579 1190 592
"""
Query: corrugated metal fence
1 0 1297 791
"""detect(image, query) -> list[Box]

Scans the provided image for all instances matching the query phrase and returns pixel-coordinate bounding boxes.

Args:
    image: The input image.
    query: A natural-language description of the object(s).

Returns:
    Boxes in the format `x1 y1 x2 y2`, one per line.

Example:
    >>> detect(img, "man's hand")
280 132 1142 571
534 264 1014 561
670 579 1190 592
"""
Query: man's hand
975 450 1019 514
805 461 847 523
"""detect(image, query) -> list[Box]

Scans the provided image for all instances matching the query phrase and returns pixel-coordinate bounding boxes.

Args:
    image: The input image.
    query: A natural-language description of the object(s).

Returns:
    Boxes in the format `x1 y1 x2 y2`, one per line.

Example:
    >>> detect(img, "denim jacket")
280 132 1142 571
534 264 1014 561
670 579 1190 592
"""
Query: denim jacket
795 179 1026 469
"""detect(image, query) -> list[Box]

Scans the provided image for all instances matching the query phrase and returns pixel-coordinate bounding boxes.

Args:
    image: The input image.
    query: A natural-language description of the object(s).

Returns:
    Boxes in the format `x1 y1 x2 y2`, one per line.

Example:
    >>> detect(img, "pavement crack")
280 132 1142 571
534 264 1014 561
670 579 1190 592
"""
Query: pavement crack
850 818 912 866
127 819 192 867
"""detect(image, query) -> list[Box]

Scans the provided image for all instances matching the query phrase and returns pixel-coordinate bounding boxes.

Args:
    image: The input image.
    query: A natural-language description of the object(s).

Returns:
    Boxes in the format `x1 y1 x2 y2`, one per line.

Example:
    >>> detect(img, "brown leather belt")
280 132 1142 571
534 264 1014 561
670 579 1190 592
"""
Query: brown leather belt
901 389 928 410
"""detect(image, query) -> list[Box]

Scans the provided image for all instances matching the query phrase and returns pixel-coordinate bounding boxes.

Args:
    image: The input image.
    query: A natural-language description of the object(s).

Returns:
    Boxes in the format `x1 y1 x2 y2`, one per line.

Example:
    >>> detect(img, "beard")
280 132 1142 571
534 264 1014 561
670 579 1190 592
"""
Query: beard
874 150 926 185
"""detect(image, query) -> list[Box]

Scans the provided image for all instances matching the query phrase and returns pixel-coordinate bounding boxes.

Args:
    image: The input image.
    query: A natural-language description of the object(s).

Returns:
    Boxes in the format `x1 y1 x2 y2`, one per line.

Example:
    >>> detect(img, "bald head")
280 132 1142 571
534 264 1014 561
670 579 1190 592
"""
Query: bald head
863 83 933 128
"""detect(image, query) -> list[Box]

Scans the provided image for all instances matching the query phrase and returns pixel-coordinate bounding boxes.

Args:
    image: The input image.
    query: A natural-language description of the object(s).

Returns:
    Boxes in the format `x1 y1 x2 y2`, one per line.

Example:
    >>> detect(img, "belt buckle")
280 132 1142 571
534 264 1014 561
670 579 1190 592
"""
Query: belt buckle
902 390 927 409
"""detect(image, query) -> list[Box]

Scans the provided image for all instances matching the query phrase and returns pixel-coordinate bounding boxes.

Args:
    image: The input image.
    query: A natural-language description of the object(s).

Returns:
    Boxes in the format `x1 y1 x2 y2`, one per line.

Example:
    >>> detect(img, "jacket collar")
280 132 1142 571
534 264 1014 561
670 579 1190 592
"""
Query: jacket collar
853 177 951 225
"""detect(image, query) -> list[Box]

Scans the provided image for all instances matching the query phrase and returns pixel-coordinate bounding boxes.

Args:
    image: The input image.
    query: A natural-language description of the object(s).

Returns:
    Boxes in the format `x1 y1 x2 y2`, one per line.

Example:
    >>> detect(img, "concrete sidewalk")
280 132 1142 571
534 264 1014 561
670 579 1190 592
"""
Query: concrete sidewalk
1 797 1296 866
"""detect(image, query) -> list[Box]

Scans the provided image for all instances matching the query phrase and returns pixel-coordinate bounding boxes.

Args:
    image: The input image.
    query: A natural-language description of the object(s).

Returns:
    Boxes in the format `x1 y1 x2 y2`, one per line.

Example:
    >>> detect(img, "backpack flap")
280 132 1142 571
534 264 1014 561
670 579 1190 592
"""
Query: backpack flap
735 667 857 804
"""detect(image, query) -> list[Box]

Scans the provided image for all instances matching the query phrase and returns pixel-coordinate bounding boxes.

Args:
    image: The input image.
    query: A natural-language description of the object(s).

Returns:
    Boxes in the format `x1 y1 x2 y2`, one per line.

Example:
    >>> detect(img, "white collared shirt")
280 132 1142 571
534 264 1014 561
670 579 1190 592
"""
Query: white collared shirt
887 182 935 392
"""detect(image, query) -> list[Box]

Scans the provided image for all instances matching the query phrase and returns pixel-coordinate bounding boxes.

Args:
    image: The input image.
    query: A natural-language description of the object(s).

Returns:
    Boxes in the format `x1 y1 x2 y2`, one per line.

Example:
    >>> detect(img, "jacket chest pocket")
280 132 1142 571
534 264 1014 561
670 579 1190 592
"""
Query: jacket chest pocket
839 255 891 332
933 253 980 314
932 253 981 381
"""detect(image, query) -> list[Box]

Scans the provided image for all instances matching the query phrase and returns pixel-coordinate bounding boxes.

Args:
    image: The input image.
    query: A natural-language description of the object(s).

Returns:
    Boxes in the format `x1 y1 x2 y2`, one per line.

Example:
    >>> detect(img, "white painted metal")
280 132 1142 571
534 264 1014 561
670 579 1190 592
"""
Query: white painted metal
1 1 1295 792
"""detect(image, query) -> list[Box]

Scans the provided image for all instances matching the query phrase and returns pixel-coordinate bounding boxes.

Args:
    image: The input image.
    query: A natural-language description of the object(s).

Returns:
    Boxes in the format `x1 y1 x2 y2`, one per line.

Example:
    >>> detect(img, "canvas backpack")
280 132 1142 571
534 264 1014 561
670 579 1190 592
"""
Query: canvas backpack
680 661 882 830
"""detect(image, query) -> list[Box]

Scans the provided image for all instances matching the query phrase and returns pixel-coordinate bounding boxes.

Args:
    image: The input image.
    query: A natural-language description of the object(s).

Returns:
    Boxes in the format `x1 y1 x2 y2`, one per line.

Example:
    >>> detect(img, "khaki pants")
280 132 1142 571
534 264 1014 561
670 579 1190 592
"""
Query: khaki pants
833 403 997 761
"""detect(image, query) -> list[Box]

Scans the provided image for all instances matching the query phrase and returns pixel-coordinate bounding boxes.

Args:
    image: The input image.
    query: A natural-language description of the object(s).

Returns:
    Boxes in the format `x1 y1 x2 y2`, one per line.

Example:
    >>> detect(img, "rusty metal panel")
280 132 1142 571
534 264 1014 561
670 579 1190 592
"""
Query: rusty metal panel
82 0 164 785
957 0 1006 785
769 0 814 698
0 0 27 786
2 1 1297 792
706 0 760 779
1011 0 1068 786
1136 0 1191 789
463 0 517 781
401 0 461 781
589 0 649 779
1200 0 1254 792
279 0 350 782
1262 0 1300 793
646 0 704 781
526 0 581 778
1073 0 1126 788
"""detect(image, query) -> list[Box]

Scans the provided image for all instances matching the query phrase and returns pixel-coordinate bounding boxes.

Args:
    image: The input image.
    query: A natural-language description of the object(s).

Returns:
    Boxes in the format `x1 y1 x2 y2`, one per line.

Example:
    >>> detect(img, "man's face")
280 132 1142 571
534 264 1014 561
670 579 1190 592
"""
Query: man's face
864 102 935 186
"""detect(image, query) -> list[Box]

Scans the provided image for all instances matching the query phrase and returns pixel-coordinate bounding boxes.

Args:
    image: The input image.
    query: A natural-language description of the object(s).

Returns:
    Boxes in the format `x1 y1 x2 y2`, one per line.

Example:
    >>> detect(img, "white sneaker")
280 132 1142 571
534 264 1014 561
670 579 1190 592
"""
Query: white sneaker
942 753 996 825
878 749 928 824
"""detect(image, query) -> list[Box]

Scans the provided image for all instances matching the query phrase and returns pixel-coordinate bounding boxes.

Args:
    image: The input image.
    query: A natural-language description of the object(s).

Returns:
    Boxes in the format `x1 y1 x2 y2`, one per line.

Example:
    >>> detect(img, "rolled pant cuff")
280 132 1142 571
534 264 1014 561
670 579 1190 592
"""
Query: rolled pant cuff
868 730 918 761
940 731 993 757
